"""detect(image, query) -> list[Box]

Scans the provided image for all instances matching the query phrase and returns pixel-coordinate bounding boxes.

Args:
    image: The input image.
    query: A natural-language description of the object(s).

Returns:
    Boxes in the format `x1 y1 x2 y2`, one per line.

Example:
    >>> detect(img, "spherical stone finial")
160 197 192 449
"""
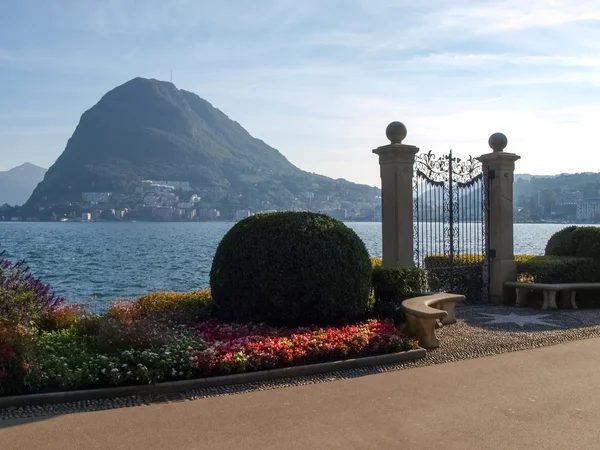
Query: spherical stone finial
489 132 508 152
386 121 407 144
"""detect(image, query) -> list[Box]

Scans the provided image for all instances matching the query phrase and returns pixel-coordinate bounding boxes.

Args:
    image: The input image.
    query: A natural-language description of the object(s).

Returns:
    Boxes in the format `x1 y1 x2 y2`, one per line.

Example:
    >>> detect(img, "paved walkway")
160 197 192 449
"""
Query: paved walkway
2 336 600 450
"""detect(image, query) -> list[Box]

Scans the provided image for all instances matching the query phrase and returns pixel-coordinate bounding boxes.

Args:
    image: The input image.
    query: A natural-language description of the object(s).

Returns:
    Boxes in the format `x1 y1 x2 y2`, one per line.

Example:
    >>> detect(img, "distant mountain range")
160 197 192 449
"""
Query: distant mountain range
0 163 47 206
26 77 379 211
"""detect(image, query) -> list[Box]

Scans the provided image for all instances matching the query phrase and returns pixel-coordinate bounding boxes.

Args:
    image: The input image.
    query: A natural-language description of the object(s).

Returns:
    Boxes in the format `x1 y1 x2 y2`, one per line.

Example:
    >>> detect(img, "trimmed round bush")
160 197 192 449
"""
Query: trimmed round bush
210 212 372 326
545 226 577 257
571 227 600 259
545 226 600 259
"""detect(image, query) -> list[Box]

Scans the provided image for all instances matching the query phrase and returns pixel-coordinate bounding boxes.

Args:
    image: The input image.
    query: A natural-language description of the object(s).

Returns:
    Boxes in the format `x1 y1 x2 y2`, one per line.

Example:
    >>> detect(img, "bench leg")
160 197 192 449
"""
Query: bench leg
415 318 441 349
439 301 457 325
542 291 557 310
515 288 529 307
405 314 418 336
570 291 578 310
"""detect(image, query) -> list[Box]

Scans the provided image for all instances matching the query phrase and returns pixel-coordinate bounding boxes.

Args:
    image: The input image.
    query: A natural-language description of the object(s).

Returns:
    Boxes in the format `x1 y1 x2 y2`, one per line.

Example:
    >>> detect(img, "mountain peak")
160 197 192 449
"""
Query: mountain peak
25 77 379 216
0 163 47 206
10 162 46 172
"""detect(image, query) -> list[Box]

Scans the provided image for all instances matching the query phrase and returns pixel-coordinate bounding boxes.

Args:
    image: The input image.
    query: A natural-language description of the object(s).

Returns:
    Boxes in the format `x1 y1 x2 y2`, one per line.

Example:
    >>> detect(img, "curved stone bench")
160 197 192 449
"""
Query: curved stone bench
401 293 466 349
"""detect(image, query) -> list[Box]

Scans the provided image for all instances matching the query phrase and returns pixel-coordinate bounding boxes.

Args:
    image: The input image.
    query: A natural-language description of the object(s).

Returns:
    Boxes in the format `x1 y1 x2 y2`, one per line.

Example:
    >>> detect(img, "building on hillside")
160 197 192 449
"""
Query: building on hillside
198 208 220 220
82 192 112 204
82 213 92 221
186 209 197 220
235 210 251 221
321 209 347 221
577 198 600 221
556 191 582 205
152 207 174 220
91 210 102 220
160 193 178 205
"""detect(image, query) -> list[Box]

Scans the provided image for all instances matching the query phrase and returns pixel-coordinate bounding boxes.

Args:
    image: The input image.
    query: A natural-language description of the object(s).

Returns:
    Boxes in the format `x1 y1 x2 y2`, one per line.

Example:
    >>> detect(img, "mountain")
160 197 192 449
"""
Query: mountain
0 163 47 206
26 77 379 214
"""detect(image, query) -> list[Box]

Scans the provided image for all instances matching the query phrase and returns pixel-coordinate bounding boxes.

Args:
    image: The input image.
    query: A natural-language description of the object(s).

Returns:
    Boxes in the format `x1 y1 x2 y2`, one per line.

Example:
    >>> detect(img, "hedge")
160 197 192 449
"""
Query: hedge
370 265 427 322
516 256 600 284
210 212 372 327
423 254 535 301
545 226 600 259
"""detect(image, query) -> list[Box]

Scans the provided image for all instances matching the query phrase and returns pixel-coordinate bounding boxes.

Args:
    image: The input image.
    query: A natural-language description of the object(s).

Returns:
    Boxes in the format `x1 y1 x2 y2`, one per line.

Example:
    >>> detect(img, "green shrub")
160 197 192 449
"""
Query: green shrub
210 212 372 326
31 329 205 391
571 227 600 259
371 266 427 322
545 226 600 259
517 255 600 283
136 289 214 321
0 255 64 328
0 324 35 395
545 226 577 257
37 304 86 332
423 254 536 301
371 266 427 302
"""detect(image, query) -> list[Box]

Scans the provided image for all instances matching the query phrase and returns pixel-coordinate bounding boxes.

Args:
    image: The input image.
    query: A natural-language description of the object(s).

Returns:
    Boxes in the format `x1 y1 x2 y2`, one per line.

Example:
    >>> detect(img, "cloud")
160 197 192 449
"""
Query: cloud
1 0 600 182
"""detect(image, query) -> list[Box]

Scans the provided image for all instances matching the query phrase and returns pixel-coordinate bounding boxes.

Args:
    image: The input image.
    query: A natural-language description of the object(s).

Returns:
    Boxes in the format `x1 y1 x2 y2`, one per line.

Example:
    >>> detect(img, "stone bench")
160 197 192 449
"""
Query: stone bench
505 281 600 310
401 293 466 349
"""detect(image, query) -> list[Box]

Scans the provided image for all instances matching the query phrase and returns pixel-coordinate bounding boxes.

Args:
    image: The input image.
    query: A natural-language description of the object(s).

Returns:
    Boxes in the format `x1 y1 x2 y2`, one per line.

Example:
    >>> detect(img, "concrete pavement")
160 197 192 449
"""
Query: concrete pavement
2 337 600 450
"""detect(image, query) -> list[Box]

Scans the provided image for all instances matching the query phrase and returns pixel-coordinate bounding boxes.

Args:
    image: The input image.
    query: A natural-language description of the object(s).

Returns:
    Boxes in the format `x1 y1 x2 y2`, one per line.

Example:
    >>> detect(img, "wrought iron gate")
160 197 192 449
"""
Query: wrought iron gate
413 150 490 303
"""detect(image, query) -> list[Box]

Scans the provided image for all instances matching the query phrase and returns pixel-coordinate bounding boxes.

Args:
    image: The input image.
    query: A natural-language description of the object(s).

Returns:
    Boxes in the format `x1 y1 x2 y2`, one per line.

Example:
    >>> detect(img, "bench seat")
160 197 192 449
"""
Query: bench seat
401 293 465 349
505 281 600 310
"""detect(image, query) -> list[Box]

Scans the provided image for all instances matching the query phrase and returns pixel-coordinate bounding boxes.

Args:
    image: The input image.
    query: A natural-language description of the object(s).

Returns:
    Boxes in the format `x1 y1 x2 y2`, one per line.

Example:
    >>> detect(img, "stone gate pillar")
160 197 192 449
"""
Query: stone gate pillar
477 133 521 305
373 122 419 268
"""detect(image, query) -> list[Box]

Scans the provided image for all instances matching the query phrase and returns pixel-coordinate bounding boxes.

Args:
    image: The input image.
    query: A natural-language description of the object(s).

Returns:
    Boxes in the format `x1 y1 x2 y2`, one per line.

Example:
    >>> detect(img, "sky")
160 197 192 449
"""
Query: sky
1 0 600 187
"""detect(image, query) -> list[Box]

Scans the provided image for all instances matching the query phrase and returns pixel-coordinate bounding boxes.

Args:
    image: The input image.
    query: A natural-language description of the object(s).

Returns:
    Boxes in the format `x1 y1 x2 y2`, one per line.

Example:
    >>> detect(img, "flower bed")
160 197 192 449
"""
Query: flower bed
5 316 415 395
0 253 418 397
193 319 414 376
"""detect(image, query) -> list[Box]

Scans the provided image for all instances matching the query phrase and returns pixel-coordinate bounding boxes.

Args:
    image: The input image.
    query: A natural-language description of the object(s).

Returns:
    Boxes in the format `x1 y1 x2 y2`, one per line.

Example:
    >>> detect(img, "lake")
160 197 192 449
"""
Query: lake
0 221 585 307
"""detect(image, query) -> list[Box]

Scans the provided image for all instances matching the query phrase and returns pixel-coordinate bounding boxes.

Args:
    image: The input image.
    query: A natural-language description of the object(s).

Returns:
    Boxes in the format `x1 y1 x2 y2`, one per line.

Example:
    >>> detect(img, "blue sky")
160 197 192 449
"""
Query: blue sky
2 0 600 186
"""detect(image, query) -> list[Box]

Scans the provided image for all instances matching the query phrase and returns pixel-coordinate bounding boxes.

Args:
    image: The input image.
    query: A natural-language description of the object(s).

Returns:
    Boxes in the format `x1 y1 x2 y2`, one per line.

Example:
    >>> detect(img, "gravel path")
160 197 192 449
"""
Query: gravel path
3 304 600 421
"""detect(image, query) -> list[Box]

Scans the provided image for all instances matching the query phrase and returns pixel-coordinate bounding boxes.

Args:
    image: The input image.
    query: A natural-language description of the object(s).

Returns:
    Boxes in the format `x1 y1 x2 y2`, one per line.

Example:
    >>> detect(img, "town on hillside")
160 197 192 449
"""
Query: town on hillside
0 178 383 222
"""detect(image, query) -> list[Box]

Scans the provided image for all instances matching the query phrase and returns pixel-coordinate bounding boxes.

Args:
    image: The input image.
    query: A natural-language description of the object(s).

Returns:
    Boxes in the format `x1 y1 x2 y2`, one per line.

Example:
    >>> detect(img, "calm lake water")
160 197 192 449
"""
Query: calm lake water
0 222 588 306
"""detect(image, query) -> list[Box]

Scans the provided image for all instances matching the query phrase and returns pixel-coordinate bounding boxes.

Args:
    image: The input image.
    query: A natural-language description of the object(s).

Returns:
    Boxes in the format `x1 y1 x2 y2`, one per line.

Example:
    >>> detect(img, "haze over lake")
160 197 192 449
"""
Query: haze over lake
0 222 583 308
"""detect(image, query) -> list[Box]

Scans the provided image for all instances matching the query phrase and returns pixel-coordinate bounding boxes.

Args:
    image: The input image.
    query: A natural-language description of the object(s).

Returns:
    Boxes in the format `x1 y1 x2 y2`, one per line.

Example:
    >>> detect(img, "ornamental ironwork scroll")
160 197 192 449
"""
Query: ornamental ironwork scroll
413 150 490 303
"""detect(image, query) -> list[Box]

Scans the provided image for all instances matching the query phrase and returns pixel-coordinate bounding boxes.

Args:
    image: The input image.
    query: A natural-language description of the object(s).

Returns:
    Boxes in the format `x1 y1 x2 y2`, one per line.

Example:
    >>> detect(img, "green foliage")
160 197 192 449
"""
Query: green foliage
371 266 427 302
210 212 372 326
0 324 35 395
37 304 87 332
31 328 205 390
571 227 600 259
135 289 214 321
371 266 427 322
0 256 64 328
517 256 600 283
545 226 578 257
545 226 600 259
424 254 536 300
